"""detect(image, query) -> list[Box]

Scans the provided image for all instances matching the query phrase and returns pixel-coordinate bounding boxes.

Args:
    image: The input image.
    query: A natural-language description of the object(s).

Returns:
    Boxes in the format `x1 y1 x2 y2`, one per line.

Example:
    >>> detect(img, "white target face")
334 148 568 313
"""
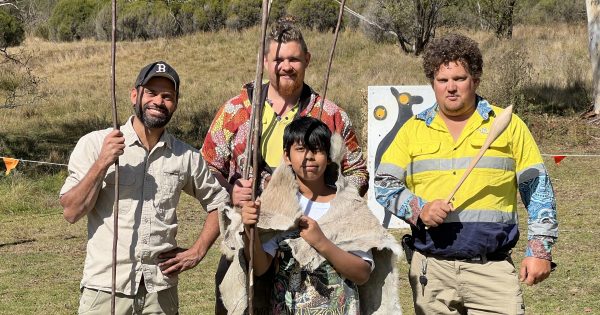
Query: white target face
367 86 436 228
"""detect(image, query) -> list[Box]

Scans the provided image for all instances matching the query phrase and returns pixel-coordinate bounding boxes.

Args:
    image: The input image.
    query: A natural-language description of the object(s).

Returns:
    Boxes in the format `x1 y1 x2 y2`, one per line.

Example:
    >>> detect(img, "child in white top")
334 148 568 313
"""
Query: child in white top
241 117 371 313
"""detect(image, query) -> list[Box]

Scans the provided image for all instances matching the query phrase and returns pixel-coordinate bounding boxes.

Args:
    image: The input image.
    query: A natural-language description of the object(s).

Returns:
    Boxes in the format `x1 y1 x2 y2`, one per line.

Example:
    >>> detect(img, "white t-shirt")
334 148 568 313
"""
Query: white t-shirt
263 193 374 270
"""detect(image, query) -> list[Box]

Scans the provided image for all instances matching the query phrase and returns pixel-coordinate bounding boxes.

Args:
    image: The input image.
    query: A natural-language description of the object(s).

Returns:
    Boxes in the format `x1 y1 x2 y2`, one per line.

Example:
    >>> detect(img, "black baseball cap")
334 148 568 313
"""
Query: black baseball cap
135 61 180 96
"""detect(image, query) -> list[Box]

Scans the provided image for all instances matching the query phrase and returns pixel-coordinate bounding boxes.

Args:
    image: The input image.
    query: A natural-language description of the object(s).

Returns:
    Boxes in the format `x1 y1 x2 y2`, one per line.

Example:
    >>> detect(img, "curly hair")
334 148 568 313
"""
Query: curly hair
422 33 483 82
264 16 308 55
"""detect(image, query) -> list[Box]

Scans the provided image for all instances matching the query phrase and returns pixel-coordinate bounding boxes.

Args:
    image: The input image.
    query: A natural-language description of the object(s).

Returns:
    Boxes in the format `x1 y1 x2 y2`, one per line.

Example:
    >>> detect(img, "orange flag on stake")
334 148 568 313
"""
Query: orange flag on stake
553 155 566 165
3 157 19 175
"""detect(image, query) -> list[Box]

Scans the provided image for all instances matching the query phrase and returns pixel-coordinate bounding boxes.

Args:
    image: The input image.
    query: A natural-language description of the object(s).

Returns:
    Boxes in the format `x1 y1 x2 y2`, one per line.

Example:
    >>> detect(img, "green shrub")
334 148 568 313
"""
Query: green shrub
96 1 154 41
0 48 41 109
94 3 111 41
10 0 59 36
0 10 25 47
287 0 339 32
0 67 21 94
120 1 152 40
96 1 185 41
515 0 586 24
197 1 228 32
226 0 261 31
344 0 368 29
176 1 197 34
438 2 479 29
33 23 50 40
146 2 178 38
269 0 291 22
47 0 100 41
178 0 227 32
360 1 396 44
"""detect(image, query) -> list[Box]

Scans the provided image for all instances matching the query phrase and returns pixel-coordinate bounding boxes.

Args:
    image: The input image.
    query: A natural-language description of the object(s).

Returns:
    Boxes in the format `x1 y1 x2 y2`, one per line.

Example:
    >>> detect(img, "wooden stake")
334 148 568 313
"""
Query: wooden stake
110 0 119 313
318 0 346 120
243 1 270 313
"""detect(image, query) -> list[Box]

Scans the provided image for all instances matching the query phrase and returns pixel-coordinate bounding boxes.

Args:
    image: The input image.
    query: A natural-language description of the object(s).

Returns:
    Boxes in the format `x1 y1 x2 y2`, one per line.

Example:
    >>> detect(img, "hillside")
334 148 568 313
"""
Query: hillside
1 24 597 165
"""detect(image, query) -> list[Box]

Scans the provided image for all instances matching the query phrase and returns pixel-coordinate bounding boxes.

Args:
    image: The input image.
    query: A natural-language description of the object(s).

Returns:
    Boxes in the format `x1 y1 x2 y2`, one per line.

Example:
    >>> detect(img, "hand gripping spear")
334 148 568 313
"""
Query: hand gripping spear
243 0 270 313
109 0 119 313
426 105 514 229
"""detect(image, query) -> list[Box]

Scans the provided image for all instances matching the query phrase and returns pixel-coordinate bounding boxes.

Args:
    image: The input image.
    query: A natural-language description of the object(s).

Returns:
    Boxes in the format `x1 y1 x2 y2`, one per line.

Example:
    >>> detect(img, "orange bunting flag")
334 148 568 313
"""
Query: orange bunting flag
3 157 19 175
553 155 566 165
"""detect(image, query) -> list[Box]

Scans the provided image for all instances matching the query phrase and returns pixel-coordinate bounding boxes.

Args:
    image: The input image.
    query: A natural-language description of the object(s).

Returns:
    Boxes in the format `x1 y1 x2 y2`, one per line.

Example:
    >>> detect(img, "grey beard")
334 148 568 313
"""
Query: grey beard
135 102 172 129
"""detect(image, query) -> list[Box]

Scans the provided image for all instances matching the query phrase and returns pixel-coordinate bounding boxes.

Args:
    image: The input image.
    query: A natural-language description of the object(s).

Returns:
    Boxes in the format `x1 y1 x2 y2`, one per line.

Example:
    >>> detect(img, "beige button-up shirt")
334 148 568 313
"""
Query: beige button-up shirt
60 117 229 295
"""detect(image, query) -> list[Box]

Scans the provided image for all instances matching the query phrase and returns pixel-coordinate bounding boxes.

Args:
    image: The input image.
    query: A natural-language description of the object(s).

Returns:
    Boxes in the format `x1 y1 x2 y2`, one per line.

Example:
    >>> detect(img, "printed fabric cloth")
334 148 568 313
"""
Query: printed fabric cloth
271 230 361 314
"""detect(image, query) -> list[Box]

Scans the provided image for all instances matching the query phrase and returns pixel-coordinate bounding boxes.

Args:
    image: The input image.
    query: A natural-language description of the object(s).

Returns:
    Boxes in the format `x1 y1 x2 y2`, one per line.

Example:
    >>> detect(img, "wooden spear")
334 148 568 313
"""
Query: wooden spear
426 105 513 229
318 0 346 120
445 105 513 203
110 0 119 313
242 0 270 313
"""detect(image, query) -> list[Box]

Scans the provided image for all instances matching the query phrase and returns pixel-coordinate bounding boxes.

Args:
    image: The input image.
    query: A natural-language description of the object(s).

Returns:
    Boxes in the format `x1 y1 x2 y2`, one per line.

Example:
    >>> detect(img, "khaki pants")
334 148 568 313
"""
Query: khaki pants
78 283 178 315
409 250 525 315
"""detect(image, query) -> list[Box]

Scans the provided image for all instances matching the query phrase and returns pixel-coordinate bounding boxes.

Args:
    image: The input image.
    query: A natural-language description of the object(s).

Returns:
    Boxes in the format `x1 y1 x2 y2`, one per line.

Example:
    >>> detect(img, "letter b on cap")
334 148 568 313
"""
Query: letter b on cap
156 63 166 73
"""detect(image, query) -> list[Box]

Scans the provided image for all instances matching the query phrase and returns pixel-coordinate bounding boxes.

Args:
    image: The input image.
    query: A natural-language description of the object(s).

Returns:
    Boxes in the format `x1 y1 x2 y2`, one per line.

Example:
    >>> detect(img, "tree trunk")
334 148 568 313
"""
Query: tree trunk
395 33 412 54
492 0 515 39
502 0 516 39
587 0 600 114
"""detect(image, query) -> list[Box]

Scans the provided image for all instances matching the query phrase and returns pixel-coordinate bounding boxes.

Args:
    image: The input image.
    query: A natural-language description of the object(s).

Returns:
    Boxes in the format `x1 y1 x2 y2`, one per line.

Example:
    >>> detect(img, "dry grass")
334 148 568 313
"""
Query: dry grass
1 24 599 314
1 24 593 165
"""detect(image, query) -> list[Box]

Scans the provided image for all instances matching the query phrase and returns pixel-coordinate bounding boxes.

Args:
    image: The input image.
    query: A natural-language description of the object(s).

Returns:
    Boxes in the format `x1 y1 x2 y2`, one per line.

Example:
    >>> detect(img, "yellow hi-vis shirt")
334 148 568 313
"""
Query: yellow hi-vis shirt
376 98 556 259
260 101 299 168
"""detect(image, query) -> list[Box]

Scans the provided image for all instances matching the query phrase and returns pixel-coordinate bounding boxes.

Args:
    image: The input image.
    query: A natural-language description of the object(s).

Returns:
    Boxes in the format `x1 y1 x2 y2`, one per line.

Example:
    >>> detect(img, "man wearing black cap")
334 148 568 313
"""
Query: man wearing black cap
60 61 229 314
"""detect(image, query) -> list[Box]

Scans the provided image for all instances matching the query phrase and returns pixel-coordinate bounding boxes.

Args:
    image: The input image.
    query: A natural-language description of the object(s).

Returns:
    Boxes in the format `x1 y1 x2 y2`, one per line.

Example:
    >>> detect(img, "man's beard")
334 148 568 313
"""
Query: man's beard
276 74 304 97
135 102 172 129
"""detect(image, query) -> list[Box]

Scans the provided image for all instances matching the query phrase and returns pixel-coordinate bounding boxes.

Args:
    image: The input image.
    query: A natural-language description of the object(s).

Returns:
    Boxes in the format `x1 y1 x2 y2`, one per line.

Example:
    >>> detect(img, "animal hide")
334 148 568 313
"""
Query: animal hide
219 134 403 314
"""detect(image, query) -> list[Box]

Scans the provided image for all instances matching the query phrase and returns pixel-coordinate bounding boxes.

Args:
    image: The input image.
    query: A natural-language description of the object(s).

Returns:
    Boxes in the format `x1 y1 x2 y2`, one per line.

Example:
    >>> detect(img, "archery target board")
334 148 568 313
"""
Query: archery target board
367 85 435 228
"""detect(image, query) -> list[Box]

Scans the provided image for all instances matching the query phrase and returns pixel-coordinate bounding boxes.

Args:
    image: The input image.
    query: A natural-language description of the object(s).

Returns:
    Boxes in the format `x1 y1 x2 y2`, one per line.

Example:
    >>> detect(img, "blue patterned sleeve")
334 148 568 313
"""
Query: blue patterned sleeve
518 169 558 260
375 164 427 227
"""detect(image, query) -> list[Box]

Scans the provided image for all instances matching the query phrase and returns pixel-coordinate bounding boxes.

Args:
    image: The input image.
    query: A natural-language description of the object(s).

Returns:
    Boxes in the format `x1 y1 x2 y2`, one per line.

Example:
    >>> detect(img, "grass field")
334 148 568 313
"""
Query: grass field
1 24 600 314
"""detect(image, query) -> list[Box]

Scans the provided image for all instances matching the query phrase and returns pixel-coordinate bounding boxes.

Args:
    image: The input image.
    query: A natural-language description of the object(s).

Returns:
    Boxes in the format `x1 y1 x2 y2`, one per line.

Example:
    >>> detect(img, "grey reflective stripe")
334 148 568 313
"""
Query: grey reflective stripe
377 162 406 180
444 209 517 224
408 156 515 176
516 163 547 184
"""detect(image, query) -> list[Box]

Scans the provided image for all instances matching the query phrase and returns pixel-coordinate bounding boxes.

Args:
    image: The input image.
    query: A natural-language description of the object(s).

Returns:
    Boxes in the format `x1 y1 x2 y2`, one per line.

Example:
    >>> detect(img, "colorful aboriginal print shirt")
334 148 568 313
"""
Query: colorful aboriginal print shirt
201 82 368 195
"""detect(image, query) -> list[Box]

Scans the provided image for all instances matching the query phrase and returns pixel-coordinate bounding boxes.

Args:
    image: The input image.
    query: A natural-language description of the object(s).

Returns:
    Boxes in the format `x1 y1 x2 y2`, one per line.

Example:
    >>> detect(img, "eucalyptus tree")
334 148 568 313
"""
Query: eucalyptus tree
364 0 451 55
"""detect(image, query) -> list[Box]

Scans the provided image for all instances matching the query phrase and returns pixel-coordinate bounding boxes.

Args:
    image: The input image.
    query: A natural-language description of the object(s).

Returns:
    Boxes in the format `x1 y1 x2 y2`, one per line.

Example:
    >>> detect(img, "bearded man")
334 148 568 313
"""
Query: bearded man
60 61 229 314
201 19 368 314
